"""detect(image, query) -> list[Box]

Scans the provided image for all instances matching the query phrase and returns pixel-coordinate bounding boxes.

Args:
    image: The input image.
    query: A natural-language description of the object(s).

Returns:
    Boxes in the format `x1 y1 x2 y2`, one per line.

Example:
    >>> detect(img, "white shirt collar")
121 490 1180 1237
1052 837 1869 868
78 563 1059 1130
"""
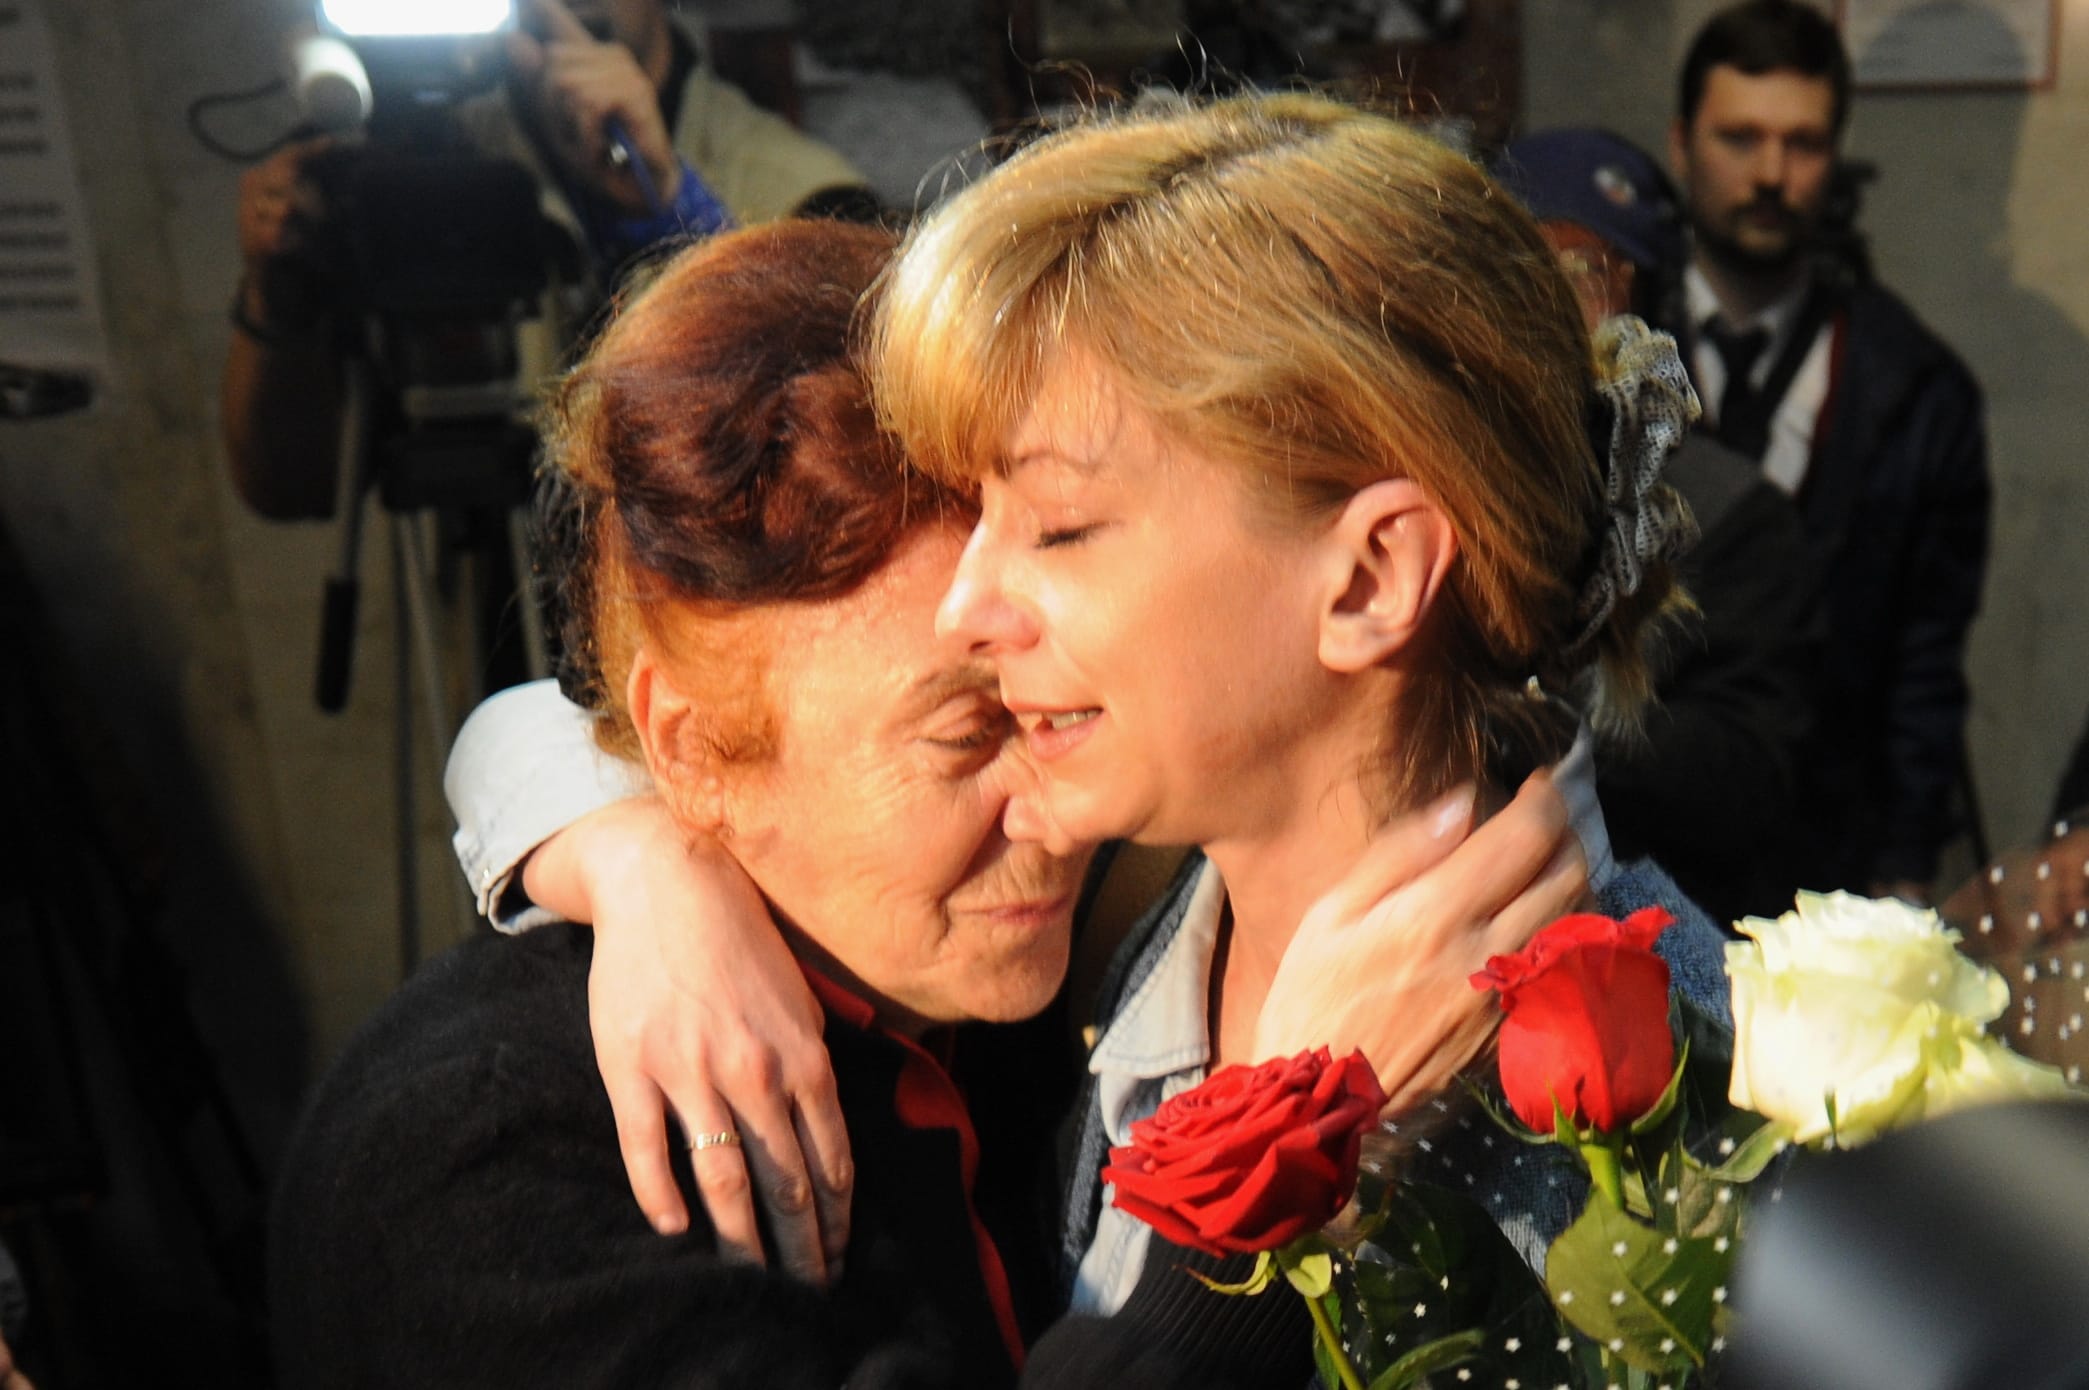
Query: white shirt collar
1685 260 1812 365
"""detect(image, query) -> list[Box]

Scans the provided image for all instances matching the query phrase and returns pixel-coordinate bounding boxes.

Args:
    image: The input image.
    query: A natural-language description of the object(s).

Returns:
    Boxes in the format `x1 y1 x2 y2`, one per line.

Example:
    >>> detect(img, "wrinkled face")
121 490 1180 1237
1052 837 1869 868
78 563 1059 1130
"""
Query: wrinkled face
692 525 1092 1032
934 355 1338 854
1673 66 1837 271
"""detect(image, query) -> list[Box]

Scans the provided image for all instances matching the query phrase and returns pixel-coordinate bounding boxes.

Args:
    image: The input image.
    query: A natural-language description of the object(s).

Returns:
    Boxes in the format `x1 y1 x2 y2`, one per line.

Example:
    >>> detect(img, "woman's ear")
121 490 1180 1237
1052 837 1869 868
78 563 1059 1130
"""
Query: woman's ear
626 646 728 832
1316 478 1458 673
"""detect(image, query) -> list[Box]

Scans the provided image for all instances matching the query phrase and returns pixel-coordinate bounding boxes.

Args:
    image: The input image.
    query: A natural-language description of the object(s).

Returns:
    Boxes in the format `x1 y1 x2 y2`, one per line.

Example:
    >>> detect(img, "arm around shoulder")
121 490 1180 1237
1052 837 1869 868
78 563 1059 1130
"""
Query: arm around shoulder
446 678 655 930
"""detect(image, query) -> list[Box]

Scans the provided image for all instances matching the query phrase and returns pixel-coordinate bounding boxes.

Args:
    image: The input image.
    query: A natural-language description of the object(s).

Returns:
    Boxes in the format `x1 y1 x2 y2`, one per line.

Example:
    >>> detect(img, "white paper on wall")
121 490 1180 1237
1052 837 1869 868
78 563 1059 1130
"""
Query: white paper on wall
0 0 112 389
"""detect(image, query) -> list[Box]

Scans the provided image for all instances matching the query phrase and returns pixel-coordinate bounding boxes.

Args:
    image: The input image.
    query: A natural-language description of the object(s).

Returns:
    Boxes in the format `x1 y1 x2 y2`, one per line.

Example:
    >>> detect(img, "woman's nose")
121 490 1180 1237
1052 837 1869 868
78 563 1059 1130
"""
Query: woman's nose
937 524 1036 653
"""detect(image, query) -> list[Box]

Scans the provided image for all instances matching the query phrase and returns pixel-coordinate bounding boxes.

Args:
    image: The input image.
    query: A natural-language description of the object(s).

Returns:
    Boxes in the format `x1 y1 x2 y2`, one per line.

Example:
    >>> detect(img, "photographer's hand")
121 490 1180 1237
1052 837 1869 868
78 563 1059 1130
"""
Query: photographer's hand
234 134 338 332
508 0 682 217
223 133 349 518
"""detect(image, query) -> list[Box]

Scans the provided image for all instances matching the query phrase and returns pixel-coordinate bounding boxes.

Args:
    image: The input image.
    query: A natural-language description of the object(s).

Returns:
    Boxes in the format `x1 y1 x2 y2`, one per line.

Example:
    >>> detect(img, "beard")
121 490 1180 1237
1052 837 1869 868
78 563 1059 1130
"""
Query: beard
1692 192 1817 275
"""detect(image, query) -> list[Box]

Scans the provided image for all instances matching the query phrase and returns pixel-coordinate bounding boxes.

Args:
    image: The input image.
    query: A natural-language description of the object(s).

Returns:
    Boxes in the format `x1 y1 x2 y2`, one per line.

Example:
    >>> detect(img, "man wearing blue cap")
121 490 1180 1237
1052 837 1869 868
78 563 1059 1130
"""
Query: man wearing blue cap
1498 126 1820 927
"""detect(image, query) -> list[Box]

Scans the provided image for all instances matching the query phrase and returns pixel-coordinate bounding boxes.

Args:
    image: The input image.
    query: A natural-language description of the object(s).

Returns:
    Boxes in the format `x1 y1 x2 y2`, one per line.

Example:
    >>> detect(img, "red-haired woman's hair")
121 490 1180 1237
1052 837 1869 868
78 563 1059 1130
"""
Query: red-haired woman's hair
537 219 952 758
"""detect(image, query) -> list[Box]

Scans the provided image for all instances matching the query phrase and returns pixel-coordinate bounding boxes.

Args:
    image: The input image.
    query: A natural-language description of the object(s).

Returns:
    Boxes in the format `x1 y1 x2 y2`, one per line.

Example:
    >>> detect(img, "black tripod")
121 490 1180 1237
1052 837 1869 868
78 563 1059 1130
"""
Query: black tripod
310 150 561 975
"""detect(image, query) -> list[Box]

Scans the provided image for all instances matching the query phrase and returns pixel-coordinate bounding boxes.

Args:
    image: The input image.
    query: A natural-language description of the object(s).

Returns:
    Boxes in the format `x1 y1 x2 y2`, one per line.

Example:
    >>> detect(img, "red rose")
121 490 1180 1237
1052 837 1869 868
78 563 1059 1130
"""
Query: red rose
1470 908 1676 1134
1101 1047 1386 1257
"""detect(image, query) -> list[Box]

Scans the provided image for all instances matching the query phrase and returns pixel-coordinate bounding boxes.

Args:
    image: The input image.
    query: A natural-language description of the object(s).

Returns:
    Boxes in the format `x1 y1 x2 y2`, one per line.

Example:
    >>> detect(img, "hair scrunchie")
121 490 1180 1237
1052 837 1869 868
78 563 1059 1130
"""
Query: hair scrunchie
1566 315 1700 653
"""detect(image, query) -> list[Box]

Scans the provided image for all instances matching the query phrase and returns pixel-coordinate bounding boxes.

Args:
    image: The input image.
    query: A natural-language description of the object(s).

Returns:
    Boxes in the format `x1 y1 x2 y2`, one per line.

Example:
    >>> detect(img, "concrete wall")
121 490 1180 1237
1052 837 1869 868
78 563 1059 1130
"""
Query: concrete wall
1528 0 2089 865
8 0 2085 1154
6 0 346 1160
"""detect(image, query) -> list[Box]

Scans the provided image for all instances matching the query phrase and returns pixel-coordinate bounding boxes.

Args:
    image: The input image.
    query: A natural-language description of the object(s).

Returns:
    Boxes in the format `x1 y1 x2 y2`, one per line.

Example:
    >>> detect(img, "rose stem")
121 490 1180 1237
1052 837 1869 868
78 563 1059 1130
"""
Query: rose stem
1581 1139 1626 1210
1304 1289 1366 1390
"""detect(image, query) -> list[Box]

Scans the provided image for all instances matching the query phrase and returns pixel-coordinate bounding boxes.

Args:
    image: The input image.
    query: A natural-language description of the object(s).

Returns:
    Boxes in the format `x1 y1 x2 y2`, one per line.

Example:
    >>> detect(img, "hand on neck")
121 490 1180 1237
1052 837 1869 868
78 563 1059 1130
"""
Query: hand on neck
1203 712 1481 1066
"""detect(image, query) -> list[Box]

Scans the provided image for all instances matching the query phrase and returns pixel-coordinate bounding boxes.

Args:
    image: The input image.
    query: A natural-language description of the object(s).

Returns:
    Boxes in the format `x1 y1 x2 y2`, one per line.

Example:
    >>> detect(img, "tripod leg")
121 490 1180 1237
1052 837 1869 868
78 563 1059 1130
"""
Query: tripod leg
392 527 421 978
316 357 373 712
392 513 483 972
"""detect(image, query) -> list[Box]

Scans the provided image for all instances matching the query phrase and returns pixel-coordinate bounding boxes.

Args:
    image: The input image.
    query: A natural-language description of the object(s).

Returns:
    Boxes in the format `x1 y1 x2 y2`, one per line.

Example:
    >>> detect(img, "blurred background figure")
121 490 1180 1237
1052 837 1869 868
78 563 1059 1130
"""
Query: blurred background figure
1938 722 2089 1087
1728 1099 2089 1390
1497 126 1819 929
222 0 871 522
1667 0 1990 906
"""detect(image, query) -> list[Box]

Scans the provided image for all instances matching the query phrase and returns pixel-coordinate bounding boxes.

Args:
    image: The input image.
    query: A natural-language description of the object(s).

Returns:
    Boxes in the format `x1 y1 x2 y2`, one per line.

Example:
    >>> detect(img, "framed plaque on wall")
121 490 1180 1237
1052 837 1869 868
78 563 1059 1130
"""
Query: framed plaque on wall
1836 0 2060 91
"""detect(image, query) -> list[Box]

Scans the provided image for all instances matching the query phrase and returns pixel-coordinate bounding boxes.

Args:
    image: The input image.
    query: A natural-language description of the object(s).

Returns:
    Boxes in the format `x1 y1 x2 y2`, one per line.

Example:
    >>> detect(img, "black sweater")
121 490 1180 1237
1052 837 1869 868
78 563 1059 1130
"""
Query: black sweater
270 923 1066 1389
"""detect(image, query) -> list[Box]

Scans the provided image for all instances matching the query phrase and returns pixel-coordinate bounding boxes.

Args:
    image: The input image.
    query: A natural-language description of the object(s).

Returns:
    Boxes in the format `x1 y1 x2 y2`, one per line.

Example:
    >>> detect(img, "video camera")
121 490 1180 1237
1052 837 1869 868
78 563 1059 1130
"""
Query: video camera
298 0 555 458
291 1 575 711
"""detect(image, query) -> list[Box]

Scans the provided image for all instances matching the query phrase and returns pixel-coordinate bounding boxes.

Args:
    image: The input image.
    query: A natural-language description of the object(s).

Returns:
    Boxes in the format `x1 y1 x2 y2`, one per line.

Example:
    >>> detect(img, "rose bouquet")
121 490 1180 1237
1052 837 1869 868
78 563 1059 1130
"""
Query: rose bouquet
1104 891 2082 1389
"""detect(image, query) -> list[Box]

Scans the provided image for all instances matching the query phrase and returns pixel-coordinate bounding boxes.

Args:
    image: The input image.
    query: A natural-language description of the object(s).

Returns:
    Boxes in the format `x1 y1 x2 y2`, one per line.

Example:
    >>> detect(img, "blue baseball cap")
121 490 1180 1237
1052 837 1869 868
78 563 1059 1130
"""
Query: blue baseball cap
1494 128 1683 275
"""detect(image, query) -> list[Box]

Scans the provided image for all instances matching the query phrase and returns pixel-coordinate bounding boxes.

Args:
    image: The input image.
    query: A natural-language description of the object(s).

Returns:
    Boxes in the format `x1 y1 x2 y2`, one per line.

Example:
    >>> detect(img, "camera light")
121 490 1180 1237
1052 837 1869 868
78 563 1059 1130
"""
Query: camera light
320 0 513 38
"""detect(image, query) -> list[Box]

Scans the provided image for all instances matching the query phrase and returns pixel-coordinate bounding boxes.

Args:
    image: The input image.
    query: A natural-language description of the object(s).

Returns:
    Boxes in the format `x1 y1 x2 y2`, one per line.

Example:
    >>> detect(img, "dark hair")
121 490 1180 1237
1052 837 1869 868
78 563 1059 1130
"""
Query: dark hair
1678 0 1851 132
537 219 955 757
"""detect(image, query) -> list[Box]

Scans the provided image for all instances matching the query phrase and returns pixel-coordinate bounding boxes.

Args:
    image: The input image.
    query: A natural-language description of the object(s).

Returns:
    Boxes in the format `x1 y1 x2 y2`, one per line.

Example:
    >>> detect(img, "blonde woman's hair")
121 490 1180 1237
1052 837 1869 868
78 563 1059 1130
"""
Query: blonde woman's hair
871 91 1685 808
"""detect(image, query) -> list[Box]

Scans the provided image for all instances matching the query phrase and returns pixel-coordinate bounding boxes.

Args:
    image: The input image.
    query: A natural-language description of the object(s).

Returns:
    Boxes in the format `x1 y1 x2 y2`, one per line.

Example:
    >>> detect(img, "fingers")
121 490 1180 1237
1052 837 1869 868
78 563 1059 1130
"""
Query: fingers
730 1087 826 1285
673 1096 767 1268
791 1070 856 1272
604 1045 843 1282
1478 831 1590 961
655 1038 847 1284
1414 770 1574 928
1303 783 1476 933
238 136 335 263
503 28 545 79
603 1068 691 1236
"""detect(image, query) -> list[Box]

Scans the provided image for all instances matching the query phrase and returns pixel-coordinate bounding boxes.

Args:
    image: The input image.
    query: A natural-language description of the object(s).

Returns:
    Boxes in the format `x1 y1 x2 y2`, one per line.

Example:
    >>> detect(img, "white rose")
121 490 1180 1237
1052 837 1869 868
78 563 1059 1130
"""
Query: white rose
1723 891 2055 1146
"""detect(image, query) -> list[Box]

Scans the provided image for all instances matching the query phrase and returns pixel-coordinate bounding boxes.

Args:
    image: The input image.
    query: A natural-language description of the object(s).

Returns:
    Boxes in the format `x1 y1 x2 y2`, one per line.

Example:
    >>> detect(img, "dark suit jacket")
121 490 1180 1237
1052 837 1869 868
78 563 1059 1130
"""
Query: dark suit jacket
1599 432 1822 925
1791 280 1989 887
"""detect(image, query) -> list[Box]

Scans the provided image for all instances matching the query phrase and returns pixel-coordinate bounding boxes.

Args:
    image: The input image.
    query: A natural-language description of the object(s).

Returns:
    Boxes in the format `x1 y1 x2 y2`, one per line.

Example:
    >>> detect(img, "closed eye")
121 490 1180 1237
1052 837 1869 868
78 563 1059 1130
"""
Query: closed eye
925 710 1015 755
1036 523 1100 550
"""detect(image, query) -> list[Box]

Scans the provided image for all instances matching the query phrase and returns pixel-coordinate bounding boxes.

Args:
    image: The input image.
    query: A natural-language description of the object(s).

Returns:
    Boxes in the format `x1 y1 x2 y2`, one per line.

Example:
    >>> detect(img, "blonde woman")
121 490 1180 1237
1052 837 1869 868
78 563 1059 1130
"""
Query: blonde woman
868 90 1730 1308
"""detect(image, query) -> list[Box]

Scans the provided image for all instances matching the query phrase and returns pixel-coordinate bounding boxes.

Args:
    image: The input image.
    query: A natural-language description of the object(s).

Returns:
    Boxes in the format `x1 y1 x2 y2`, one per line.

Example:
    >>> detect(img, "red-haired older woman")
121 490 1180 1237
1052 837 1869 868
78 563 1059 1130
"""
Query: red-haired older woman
271 221 1100 1389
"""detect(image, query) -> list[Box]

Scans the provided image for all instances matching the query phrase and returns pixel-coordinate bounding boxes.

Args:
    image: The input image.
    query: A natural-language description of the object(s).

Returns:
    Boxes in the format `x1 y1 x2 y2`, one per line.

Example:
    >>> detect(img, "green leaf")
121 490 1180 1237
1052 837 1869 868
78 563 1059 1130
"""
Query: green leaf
1630 1037 1692 1136
1366 1329 1487 1390
1313 1323 1342 1390
1704 1118 1791 1184
1337 1182 1578 1388
1645 1133 1743 1244
1553 1092 1582 1148
1187 1247 1277 1297
1543 1192 1734 1372
1458 1075 1559 1146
